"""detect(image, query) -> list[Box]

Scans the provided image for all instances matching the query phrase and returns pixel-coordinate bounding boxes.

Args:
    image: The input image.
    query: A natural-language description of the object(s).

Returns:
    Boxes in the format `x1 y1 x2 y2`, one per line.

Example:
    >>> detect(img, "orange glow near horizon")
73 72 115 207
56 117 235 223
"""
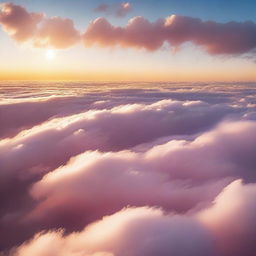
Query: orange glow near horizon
0 1 256 83
0 8 256 83
1 66 256 82
1 40 255 82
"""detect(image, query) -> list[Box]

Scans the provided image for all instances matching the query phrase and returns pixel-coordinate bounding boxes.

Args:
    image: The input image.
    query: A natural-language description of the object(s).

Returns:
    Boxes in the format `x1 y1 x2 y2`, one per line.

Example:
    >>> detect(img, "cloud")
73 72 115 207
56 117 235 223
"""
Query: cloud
199 180 256 256
0 99 234 182
14 207 216 256
94 2 132 17
13 181 256 256
1 119 252 248
17 120 254 231
1 3 256 54
0 2 80 49
0 100 237 250
1 80 252 139
84 16 165 50
84 15 256 54
1 83 256 253
0 2 43 42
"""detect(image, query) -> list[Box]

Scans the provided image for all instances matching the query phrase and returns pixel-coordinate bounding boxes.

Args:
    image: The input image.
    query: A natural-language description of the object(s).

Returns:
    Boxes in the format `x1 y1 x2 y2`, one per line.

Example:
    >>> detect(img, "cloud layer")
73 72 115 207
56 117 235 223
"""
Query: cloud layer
13 180 256 256
0 2 43 42
1 2 256 54
1 81 256 255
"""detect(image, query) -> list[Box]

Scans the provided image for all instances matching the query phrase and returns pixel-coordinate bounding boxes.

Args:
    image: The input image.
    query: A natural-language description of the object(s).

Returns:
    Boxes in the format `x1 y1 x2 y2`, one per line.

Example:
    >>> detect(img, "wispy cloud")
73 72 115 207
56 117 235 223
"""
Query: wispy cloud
94 2 132 17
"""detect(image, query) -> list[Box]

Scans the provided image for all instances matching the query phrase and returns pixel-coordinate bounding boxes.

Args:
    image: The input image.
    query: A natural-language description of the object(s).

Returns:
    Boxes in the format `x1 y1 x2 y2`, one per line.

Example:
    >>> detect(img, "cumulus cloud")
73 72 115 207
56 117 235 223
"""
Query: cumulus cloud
0 2 80 48
199 180 256 256
2 81 254 139
2 119 256 249
12 181 256 256
14 207 216 256
94 2 132 17
34 17 80 48
84 15 256 54
0 2 43 42
0 99 234 182
16 120 254 232
1 2 256 54
2 82 256 254
1 97 236 249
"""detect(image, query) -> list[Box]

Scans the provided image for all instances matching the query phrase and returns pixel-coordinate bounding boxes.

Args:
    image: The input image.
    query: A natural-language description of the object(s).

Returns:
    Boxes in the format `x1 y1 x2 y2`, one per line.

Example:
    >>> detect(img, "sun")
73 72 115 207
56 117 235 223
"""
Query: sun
45 49 57 60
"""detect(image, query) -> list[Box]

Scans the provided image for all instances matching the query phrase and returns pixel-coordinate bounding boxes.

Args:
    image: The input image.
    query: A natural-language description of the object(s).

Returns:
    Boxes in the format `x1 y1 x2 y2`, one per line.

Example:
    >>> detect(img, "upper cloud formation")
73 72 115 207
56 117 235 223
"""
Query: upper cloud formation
1 2 256 55
0 2 80 48
14 207 216 256
84 15 256 54
94 2 132 17
34 17 80 48
0 2 43 42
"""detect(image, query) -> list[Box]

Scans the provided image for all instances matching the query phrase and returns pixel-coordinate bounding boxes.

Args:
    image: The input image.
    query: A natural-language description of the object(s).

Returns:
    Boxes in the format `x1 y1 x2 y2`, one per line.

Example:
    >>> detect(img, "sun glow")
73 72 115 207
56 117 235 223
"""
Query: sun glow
45 49 57 60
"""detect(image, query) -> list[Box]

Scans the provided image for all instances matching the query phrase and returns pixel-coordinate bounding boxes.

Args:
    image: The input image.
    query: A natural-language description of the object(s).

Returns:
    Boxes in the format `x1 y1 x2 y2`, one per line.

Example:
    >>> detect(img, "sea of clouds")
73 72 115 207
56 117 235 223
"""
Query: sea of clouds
1 81 256 256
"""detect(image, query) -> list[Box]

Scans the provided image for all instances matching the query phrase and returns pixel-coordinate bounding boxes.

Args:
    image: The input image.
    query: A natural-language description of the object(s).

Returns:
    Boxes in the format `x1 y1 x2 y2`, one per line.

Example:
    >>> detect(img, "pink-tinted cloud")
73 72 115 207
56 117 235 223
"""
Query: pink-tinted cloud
0 2 80 48
1 3 256 54
15 207 216 256
84 15 256 54
0 2 43 42
1 119 249 245
14 180 256 256
2 83 256 254
199 180 256 256
95 2 132 17
34 17 80 48
0 98 231 247
84 16 165 50
0 99 233 184
26 145 231 230
0 80 250 140
18 120 254 231
0 101 242 249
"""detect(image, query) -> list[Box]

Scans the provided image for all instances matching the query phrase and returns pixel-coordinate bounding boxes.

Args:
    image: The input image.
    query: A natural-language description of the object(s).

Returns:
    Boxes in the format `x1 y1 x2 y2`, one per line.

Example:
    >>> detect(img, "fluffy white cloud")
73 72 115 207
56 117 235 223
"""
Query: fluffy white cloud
14 181 256 256
15 207 216 256
1 82 256 255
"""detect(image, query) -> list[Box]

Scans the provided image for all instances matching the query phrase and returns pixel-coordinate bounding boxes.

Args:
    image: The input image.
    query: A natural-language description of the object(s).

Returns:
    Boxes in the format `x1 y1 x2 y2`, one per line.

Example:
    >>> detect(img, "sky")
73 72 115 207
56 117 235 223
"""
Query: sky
0 0 256 81
2 2 256 255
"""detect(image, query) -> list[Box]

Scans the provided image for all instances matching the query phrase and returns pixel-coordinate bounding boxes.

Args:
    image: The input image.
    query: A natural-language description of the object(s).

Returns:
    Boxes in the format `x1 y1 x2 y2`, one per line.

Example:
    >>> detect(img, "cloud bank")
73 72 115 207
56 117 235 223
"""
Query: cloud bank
1 2 256 54
1 81 256 255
